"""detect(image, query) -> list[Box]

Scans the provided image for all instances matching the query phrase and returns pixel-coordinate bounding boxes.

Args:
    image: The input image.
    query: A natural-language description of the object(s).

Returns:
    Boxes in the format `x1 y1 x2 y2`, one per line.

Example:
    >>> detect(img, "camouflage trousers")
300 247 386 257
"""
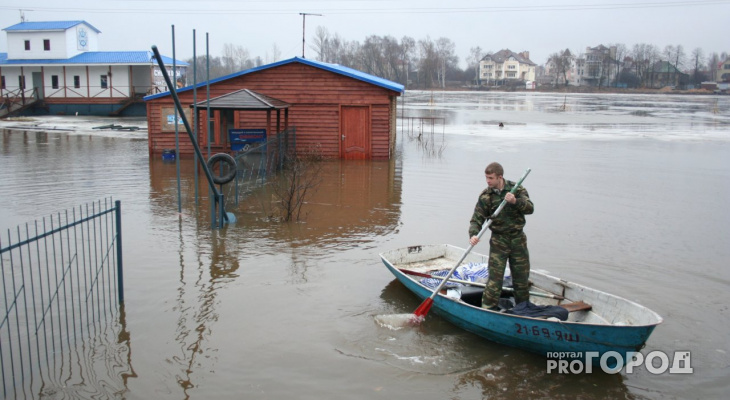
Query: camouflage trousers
481 232 530 308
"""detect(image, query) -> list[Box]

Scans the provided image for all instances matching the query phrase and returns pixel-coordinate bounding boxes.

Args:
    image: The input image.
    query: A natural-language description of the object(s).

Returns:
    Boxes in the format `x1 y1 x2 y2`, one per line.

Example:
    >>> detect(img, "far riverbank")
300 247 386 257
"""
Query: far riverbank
408 85 725 96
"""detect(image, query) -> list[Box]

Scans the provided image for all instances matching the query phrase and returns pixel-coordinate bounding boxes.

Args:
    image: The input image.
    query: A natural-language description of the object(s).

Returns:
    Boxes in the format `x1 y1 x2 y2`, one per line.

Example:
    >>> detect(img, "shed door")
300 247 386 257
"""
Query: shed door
340 106 370 160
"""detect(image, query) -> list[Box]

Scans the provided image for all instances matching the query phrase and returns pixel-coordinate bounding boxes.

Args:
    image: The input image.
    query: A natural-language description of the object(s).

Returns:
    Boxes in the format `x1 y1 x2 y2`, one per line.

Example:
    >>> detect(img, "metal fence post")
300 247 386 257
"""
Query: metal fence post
115 200 124 304
278 130 283 170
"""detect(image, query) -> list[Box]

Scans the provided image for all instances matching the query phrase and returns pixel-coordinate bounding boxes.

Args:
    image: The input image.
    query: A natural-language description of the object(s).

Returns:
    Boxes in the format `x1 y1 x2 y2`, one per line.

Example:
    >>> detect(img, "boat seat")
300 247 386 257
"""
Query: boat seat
559 301 592 313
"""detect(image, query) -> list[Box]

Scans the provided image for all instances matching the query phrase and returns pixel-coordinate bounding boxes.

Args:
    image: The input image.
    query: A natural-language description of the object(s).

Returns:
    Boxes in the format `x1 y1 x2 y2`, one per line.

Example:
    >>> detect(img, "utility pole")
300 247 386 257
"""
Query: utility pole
299 12 322 58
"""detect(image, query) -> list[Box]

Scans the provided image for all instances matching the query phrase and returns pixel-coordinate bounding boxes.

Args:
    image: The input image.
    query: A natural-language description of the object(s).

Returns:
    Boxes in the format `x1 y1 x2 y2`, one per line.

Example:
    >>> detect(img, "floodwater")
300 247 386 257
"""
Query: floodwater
1 91 729 399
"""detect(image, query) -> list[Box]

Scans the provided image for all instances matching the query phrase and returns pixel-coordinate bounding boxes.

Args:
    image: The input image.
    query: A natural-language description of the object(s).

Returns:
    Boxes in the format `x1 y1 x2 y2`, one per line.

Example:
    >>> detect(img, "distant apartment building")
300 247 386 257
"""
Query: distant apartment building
575 45 617 87
479 49 536 85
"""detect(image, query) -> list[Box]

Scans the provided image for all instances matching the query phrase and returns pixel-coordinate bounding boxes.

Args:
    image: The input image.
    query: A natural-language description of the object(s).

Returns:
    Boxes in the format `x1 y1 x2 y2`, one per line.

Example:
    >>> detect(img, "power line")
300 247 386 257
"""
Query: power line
1 0 728 16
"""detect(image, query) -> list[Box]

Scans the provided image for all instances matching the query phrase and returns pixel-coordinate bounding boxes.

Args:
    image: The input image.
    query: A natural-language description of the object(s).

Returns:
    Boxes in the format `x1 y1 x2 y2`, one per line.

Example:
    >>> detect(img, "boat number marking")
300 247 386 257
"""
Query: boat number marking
514 323 580 342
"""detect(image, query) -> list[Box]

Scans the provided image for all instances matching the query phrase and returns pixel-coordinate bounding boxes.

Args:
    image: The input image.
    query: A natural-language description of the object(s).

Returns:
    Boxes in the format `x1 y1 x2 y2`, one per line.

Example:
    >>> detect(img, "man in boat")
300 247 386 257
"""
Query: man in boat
469 162 534 311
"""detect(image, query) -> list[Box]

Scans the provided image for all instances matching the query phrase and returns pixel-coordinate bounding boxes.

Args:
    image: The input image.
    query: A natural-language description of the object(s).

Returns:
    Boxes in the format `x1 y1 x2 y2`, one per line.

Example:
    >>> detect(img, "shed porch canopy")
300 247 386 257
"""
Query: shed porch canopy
190 89 290 110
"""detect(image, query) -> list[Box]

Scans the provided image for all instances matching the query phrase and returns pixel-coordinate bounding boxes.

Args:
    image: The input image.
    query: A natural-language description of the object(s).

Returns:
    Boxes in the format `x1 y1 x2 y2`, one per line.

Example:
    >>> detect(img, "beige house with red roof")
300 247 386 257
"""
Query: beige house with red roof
479 49 536 85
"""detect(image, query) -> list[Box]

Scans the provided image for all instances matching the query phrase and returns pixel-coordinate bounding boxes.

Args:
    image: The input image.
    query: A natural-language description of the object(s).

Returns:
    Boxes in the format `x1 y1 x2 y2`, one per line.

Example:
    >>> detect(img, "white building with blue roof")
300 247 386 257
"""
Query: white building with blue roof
0 20 186 117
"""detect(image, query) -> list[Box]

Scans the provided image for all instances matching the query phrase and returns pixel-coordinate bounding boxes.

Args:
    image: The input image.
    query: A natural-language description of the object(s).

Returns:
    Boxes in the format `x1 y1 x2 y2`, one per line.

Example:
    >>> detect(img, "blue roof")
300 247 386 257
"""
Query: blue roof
3 20 101 33
145 57 404 101
0 51 187 66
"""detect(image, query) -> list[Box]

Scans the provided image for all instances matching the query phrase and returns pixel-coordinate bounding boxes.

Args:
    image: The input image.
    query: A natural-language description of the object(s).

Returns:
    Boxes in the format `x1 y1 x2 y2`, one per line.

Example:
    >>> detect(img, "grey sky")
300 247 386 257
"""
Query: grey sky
1 0 727 68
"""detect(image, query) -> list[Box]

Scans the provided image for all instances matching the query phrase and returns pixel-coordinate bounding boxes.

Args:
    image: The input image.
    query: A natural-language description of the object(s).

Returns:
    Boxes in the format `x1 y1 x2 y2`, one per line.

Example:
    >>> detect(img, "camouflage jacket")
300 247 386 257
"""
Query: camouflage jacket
469 180 534 237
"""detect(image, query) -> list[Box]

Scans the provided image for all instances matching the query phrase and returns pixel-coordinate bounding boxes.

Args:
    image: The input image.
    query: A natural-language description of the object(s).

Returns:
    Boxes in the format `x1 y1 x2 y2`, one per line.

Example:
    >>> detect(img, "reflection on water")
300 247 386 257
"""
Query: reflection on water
148 156 403 250
3 302 135 399
144 151 405 397
452 360 630 399
172 225 231 395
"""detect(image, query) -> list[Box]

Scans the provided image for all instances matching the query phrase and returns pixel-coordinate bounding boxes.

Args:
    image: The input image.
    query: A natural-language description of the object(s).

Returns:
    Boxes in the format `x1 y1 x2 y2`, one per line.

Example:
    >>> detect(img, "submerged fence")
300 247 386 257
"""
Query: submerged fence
0 198 125 398
229 126 297 204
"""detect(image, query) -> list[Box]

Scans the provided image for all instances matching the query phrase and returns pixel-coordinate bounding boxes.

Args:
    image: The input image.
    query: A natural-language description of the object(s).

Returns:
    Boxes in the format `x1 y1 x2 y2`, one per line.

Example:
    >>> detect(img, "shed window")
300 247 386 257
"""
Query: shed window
24 40 30 50
1 75 5 89
51 75 59 89
74 75 81 88
19 76 25 89
44 39 51 51
100 75 108 89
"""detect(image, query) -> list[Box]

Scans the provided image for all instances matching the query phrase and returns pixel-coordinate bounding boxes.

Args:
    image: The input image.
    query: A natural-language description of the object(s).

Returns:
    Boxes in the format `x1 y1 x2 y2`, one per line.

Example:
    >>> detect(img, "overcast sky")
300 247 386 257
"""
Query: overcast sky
1 0 727 68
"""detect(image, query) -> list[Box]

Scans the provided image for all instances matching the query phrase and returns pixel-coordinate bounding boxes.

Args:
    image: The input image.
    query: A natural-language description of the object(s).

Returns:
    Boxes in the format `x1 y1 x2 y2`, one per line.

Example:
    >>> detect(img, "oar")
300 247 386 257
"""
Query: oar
412 168 532 322
399 268 565 300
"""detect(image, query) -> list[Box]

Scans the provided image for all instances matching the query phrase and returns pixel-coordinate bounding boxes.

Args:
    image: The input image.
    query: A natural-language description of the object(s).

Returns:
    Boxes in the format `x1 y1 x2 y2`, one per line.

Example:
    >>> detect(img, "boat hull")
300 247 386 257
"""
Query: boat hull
380 244 662 363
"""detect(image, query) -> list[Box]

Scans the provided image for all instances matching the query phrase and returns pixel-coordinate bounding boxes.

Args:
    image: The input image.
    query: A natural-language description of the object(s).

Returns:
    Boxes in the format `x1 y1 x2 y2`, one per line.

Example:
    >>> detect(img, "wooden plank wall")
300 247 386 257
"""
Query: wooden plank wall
147 63 400 159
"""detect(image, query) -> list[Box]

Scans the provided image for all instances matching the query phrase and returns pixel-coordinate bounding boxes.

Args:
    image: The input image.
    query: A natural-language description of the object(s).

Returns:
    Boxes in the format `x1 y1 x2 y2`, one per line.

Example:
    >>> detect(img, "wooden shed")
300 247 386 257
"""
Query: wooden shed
144 57 404 159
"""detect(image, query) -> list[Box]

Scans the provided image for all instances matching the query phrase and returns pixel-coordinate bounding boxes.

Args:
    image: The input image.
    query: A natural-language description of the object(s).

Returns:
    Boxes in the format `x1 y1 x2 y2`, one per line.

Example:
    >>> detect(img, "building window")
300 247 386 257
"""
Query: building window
507 72 517 78
24 40 30 50
508 65 516 70
74 76 81 88
51 75 59 89
44 39 51 51
1 75 5 89
19 75 25 89
100 75 108 89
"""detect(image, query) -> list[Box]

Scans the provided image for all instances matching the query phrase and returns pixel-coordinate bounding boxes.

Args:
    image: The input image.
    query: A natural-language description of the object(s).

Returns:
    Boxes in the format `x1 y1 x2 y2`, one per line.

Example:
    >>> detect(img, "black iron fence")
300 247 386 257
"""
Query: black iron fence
0 198 125 398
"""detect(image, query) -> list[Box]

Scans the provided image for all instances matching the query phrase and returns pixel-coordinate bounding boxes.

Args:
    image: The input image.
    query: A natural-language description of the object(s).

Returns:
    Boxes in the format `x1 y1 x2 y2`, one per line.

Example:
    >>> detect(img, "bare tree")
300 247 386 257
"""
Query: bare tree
185 55 228 80
417 37 438 88
221 43 252 74
312 26 330 62
435 37 458 88
632 43 659 87
707 52 720 81
400 36 416 86
271 150 323 222
547 48 575 86
266 43 282 64
469 46 483 85
663 44 686 85
611 43 628 86
691 47 705 84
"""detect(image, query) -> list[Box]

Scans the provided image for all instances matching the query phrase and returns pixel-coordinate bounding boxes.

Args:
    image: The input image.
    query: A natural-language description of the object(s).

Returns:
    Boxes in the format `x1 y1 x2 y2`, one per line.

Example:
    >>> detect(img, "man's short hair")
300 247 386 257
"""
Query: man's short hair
485 162 504 176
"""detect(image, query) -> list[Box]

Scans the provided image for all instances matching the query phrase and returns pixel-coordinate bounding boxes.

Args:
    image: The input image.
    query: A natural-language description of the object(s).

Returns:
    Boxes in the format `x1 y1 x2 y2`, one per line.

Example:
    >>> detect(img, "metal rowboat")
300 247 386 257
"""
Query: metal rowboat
380 244 663 361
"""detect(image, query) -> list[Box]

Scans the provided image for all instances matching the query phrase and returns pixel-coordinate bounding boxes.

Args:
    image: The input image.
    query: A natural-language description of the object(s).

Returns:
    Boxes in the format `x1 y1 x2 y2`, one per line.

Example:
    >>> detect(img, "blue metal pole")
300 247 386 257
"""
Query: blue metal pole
115 200 124 304
193 29 199 205
218 194 225 226
206 33 215 228
173 25 182 215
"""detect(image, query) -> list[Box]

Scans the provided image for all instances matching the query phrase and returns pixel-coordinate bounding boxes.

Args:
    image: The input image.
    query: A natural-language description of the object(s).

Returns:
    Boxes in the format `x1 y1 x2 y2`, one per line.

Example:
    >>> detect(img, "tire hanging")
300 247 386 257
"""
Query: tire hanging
207 153 237 185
